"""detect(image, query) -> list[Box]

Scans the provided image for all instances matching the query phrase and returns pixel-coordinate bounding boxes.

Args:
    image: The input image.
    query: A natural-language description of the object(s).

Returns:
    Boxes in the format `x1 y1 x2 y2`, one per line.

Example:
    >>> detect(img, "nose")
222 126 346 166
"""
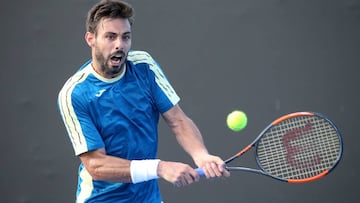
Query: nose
115 38 123 50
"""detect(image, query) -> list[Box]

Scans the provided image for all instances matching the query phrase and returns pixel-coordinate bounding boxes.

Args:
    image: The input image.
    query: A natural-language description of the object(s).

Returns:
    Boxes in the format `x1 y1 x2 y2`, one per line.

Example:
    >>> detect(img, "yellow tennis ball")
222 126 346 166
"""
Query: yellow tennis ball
226 110 248 132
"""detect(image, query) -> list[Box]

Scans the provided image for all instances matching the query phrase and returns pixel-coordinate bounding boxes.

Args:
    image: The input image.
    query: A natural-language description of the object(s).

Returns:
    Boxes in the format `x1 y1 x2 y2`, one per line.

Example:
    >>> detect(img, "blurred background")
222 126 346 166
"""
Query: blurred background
1 0 359 202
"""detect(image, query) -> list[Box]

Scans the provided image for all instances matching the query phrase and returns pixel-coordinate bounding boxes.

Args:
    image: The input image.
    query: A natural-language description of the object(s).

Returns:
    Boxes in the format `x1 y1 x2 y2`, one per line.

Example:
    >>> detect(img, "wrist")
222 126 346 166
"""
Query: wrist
130 159 161 184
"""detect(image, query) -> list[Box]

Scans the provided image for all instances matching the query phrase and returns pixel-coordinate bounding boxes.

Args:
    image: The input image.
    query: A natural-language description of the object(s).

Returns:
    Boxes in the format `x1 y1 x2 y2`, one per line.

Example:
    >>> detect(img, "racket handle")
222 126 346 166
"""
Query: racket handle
195 168 205 177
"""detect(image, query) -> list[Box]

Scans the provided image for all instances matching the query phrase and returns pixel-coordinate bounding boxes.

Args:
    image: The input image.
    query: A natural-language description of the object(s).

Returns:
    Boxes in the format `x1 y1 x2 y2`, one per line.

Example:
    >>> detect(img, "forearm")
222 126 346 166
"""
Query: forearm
173 116 209 158
80 150 132 183
80 149 161 184
163 105 228 179
172 118 228 178
163 105 209 160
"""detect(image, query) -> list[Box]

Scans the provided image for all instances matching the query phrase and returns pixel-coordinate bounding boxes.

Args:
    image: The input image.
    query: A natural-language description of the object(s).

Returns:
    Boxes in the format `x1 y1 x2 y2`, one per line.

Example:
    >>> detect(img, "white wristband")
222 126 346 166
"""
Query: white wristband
130 159 161 184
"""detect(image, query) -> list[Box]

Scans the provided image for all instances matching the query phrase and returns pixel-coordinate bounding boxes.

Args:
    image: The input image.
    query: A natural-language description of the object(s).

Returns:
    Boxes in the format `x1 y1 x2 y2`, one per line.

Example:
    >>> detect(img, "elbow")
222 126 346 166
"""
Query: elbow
85 159 104 181
79 149 109 181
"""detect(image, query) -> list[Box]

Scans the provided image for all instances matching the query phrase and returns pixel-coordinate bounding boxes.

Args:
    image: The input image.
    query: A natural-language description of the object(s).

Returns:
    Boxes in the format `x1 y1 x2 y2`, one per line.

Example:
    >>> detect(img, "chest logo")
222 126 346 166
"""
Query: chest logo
95 89 106 97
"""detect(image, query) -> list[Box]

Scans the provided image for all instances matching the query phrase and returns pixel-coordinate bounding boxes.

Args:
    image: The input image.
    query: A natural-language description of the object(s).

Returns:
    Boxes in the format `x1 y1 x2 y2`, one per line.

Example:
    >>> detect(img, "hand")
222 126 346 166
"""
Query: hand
194 154 230 179
157 161 200 187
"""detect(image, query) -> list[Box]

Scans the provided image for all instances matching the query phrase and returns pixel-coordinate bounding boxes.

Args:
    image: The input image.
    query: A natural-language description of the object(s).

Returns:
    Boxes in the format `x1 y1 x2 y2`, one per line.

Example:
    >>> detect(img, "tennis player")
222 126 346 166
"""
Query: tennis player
57 0 228 202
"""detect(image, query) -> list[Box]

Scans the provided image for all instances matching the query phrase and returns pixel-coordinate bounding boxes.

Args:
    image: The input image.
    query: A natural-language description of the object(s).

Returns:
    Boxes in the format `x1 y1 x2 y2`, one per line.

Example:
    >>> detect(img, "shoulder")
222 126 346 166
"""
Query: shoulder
127 50 156 65
58 63 93 99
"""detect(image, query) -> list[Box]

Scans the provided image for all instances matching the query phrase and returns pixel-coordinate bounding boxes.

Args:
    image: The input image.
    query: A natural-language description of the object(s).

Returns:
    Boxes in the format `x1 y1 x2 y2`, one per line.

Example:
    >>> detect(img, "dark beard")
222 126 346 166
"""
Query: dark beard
94 47 125 77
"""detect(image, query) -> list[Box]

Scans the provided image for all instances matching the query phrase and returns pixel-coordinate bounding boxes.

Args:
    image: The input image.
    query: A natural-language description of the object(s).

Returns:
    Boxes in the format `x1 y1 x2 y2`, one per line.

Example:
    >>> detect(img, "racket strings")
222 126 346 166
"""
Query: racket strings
256 116 341 180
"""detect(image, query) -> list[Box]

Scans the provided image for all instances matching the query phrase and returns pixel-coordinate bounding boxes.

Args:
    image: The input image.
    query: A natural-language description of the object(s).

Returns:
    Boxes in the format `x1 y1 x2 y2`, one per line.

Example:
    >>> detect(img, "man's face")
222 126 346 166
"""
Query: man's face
88 18 132 78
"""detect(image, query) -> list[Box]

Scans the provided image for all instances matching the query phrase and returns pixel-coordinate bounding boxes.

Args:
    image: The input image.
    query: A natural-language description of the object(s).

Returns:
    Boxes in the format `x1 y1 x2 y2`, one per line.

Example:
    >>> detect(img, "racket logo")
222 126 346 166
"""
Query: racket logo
282 122 322 169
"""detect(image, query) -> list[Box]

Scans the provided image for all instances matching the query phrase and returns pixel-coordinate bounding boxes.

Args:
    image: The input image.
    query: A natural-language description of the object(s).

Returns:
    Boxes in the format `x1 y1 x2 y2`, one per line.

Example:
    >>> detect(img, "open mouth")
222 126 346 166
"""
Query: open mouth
110 53 124 66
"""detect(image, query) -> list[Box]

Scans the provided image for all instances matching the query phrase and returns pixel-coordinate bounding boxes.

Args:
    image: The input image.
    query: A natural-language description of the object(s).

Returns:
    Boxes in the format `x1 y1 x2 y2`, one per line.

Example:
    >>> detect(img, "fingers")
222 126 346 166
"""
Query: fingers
173 171 198 187
158 161 199 187
222 168 231 177
157 158 230 187
205 162 222 177
200 165 230 179
197 156 230 179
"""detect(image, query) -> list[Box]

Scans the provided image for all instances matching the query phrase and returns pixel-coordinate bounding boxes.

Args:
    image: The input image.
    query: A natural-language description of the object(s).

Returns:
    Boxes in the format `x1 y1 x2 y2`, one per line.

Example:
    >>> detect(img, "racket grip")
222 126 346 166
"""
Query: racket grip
195 168 205 177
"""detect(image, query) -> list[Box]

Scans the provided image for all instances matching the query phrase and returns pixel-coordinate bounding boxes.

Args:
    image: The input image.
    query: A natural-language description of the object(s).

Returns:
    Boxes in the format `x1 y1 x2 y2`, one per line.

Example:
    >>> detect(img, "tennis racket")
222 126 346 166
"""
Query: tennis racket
196 112 343 183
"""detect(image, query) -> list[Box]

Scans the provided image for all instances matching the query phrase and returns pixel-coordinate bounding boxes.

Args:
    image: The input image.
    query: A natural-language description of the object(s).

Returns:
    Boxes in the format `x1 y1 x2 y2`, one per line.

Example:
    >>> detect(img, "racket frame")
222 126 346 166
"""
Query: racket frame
224 112 343 183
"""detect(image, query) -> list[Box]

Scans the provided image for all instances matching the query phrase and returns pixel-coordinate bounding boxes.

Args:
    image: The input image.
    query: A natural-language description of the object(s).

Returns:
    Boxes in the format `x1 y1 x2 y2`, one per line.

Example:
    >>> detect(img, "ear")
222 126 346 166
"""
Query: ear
85 32 95 47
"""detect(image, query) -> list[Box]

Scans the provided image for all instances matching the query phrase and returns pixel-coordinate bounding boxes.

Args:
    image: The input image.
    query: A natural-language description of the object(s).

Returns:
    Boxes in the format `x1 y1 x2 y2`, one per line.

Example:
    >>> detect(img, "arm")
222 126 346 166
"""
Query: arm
79 145 200 186
162 104 228 178
79 148 132 183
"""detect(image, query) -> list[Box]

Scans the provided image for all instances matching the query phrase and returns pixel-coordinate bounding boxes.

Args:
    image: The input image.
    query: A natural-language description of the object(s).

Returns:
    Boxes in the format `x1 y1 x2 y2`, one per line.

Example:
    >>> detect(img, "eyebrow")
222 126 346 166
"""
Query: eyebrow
104 31 131 36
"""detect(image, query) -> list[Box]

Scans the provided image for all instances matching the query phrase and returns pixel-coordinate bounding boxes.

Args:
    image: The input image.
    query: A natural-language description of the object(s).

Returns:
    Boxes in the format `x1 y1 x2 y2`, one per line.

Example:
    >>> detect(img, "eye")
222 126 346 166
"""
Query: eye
106 34 116 40
123 34 131 41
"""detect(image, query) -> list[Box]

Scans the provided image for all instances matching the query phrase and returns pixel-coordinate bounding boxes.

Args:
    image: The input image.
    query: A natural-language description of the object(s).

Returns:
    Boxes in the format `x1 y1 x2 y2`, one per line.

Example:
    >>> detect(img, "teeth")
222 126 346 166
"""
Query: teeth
111 55 122 59
114 53 123 57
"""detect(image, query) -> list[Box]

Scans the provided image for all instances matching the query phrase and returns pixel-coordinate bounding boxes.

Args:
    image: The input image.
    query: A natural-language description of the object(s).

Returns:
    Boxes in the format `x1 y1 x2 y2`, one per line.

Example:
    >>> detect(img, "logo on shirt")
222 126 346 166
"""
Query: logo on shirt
95 89 106 97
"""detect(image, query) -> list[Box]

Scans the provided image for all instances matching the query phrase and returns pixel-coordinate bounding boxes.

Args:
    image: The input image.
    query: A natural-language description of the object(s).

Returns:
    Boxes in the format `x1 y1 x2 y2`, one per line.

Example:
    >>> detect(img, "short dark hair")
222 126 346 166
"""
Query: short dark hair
86 0 134 34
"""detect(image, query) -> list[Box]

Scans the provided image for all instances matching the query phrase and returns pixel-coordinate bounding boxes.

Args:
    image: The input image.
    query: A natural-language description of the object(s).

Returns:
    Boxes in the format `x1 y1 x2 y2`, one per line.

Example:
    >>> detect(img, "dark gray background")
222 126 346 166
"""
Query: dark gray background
1 0 359 202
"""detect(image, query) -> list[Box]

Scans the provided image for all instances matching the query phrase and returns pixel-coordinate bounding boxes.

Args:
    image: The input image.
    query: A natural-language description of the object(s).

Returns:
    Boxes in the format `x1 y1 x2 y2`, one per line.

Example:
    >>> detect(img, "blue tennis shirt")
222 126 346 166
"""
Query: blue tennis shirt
58 50 180 203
